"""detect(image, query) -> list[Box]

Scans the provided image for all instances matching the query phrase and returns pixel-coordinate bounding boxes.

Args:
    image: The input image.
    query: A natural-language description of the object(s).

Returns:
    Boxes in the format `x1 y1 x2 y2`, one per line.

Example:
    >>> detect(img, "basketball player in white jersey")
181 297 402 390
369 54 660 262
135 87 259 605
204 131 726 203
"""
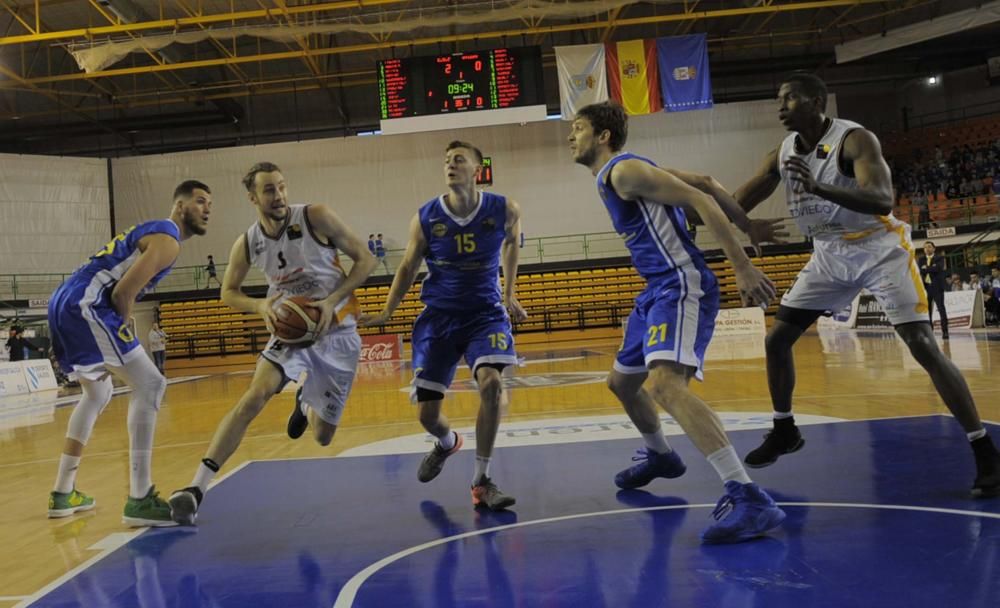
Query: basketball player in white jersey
168 162 377 525
734 73 1000 497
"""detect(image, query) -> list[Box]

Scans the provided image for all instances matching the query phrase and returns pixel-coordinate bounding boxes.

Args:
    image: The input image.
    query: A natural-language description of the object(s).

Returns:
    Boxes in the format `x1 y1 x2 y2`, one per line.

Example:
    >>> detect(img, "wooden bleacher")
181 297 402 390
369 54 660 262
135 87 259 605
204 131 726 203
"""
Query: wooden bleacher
159 253 812 359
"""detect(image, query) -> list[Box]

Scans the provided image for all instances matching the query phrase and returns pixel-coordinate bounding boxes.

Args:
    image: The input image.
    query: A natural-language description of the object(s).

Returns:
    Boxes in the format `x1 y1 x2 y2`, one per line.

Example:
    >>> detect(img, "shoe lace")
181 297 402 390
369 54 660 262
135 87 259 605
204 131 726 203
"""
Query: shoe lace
630 448 654 462
711 494 735 521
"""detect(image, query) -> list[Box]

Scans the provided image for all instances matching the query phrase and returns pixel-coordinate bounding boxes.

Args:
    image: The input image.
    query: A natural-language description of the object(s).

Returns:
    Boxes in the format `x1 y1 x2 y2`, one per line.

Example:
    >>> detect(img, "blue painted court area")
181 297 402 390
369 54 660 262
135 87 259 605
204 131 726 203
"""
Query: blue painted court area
28 416 1000 607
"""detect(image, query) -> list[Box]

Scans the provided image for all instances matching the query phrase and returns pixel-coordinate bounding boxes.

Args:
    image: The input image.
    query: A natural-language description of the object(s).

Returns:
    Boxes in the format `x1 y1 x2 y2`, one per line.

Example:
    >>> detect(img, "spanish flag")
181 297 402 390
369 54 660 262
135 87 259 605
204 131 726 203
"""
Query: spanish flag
605 39 662 115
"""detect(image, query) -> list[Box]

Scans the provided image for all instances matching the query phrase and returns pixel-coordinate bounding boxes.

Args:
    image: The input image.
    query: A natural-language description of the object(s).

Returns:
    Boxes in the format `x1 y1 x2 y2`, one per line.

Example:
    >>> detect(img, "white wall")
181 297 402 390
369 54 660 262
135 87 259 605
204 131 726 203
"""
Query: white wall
0 153 110 275
111 97 808 267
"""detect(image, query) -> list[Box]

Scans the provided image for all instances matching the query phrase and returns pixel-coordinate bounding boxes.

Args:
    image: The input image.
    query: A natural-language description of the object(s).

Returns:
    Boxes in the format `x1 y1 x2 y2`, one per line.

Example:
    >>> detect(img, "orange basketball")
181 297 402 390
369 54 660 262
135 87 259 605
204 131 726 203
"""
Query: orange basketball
273 296 321 345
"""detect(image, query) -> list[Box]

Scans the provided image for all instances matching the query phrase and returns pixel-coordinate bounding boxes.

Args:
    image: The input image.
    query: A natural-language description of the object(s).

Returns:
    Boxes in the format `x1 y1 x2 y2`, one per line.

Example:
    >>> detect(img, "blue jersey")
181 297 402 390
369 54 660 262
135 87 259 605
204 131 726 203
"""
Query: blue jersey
596 153 711 282
418 191 507 312
64 219 180 301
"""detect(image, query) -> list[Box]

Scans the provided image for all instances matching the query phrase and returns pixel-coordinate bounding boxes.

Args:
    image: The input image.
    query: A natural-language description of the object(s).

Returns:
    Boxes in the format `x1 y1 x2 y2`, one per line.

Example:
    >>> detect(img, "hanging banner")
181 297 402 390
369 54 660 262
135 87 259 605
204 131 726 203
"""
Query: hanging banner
605 39 662 115
554 44 609 119
656 34 714 112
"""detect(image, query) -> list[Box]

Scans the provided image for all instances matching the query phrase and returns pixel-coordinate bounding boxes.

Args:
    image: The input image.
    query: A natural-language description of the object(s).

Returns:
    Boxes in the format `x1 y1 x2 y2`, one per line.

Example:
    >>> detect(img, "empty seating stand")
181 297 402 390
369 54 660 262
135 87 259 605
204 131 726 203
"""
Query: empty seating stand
159 253 813 359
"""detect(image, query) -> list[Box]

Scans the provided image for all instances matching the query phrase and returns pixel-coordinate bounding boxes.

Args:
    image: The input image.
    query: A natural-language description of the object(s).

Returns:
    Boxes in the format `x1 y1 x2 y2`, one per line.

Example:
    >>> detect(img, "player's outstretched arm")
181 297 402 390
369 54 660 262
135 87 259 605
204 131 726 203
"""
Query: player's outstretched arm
611 159 776 307
303 205 379 334
783 129 893 216
110 234 180 322
360 213 425 327
734 147 782 214
502 198 527 322
666 166 789 255
221 235 279 333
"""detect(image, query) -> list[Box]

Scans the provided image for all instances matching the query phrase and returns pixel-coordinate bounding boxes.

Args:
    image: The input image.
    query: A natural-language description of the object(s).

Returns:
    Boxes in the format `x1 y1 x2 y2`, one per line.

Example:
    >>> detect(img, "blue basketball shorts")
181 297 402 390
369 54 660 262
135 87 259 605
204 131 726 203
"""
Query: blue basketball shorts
410 305 516 398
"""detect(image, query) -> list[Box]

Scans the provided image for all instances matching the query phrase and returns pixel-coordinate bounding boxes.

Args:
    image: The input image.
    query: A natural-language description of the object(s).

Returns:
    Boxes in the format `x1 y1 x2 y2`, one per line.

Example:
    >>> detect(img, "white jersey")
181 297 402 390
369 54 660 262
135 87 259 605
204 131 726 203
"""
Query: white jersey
778 117 904 241
245 204 359 330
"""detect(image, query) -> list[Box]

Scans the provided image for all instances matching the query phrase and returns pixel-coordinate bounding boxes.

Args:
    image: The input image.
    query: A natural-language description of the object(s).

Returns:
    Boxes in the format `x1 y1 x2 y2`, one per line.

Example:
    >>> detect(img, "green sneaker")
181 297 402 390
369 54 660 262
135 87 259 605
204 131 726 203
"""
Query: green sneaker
122 485 177 528
48 489 96 518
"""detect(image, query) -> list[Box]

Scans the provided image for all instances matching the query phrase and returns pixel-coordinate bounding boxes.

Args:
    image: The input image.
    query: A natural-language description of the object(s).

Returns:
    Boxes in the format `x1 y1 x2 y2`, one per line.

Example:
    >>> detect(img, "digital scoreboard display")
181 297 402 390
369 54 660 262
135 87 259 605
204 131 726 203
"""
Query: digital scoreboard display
378 47 543 119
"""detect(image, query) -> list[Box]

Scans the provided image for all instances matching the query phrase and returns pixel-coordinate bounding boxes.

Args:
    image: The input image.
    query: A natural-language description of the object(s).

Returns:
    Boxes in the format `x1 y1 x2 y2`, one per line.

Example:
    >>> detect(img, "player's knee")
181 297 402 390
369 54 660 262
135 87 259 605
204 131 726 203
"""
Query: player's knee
901 329 940 363
765 330 794 358
418 403 443 429
235 390 270 420
477 373 503 405
606 373 632 400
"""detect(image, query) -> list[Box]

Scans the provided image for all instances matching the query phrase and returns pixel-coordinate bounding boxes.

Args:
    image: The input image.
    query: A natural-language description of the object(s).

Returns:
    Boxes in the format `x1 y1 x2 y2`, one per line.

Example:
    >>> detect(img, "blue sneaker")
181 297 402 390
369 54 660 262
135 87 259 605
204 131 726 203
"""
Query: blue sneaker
614 448 687 489
701 481 786 544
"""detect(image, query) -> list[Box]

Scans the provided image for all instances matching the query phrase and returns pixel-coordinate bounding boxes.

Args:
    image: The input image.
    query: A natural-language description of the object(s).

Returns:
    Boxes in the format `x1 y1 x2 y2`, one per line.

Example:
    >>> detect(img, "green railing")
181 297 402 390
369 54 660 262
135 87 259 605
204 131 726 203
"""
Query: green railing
0 231 632 301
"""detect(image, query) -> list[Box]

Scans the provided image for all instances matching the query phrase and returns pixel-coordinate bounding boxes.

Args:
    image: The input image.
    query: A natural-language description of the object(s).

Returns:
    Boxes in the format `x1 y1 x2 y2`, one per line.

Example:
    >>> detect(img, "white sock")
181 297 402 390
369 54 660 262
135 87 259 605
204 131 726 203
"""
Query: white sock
968 429 987 442
437 430 457 451
773 411 794 420
54 454 81 494
299 398 309 416
473 456 491 484
641 430 671 454
130 449 153 498
191 463 216 494
707 445 753 485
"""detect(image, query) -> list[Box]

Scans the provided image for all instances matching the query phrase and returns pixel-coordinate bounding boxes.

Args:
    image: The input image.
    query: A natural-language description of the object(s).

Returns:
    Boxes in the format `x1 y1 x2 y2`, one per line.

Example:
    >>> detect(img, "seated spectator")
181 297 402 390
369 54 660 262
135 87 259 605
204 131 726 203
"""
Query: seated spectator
949 273 969 292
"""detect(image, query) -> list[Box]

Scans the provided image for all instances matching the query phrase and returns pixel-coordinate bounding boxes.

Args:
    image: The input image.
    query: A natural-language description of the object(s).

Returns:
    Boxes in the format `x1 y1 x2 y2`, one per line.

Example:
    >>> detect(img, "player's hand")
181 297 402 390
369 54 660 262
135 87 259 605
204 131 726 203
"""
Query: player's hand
733 262 777 308
748 219 790 257
505 296 528 323
359 309 392 328
783 156 818 194
258 294 280 334
305 297 340 336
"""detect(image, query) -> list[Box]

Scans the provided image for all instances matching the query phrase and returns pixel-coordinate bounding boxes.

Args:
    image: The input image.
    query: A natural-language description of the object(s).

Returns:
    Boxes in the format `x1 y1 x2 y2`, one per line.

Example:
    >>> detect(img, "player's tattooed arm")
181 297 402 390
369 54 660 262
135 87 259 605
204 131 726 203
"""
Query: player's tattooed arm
110 233 179 321
304 205 378 334
502 199 528 323
360 213 425 327
221 235 279 333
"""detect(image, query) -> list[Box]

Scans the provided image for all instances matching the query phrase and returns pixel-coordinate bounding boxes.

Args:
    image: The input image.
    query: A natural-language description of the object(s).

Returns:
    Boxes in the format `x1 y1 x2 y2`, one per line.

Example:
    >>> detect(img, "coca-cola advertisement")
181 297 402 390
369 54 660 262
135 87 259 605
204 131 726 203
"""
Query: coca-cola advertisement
359 334 403 362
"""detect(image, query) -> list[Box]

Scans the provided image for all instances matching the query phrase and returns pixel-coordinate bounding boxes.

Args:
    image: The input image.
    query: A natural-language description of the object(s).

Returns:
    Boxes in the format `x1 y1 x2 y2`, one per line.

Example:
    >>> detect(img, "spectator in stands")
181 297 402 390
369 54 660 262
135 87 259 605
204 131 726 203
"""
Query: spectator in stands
6 326 25 362
918 241 949 338
205 255 221 287
949 273 969 292
374 232 390 274
148 323 168 374
993 177 1000 197
985 267 1000 326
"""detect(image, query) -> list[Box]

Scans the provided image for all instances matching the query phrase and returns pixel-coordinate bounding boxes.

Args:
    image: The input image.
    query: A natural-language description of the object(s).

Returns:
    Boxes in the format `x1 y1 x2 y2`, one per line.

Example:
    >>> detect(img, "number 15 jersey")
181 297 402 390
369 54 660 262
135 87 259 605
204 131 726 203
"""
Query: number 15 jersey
418 191 507 313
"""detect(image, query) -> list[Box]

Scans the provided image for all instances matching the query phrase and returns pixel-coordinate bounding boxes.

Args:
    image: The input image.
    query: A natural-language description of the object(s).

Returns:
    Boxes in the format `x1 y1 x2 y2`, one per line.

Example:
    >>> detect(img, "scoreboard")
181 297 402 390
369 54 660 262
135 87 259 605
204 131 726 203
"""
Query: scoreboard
378 47 543 119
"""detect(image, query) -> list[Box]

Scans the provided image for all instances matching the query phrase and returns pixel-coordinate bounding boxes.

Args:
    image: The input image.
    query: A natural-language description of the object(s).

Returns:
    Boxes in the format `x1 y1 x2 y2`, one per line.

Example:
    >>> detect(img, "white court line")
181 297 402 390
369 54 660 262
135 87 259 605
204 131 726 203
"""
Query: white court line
0 597 29 602
331 501 1000 608
17 460 253 608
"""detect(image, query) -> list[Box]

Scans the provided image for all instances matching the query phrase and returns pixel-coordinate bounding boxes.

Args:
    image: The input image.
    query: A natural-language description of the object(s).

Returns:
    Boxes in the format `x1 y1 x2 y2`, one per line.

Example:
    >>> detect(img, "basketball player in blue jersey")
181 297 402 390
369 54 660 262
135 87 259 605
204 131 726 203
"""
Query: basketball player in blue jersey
733 73 1000 497
47 180 211 526
569 102 786 543
168 162 376 526
362 140 526 511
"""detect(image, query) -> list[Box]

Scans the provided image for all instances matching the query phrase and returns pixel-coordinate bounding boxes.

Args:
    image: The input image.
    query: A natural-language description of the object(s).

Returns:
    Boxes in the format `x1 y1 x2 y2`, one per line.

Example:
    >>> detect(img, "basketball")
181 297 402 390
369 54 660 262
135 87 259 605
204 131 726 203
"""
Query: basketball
272 296 321 345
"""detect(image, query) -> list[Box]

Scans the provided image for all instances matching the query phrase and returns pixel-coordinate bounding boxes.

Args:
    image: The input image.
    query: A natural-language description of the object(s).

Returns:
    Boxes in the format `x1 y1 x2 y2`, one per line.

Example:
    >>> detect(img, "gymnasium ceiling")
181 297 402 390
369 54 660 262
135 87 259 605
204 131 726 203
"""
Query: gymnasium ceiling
0 0 996 156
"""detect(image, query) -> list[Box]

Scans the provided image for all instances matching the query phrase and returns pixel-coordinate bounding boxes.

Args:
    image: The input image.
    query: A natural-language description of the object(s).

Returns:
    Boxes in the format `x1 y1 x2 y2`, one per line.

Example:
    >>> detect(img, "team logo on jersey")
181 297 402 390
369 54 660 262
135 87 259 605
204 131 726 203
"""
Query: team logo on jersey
117 324 135 343
816 144 832 159
432 223 448 238
288 224 303 240
482 217 496 229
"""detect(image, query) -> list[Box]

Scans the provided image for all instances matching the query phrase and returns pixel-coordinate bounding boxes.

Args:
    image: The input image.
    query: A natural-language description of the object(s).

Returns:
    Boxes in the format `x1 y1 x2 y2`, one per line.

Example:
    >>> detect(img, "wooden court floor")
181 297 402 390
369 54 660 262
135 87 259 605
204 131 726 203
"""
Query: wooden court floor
2 328 999 605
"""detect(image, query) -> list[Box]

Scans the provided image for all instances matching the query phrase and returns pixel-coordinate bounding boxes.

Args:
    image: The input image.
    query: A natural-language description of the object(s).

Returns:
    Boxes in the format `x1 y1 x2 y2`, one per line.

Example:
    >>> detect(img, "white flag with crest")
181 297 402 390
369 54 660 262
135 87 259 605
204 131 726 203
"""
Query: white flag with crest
555 44 608 120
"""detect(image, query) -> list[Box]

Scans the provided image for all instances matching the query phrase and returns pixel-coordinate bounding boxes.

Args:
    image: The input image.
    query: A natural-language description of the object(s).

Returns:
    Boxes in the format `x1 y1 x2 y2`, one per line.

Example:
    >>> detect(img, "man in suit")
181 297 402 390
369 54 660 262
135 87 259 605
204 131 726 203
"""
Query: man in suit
918 241 948 338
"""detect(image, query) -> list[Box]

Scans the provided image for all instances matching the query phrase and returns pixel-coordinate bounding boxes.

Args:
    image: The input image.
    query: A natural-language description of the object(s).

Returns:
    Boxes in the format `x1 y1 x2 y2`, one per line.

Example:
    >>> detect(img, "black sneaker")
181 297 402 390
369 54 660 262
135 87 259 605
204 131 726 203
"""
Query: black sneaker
168 486 203 526
744 418 805 468
417 432 463 483
971 436 1000 498
287 387 308 440
471 476 516 511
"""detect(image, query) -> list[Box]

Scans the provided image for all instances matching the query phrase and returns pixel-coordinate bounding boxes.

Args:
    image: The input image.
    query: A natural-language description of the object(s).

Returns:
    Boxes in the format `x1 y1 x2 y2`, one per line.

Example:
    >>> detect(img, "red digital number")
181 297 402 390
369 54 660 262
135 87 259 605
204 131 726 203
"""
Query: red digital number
445 64 452 75
475 60 482 72
477 97 483 106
